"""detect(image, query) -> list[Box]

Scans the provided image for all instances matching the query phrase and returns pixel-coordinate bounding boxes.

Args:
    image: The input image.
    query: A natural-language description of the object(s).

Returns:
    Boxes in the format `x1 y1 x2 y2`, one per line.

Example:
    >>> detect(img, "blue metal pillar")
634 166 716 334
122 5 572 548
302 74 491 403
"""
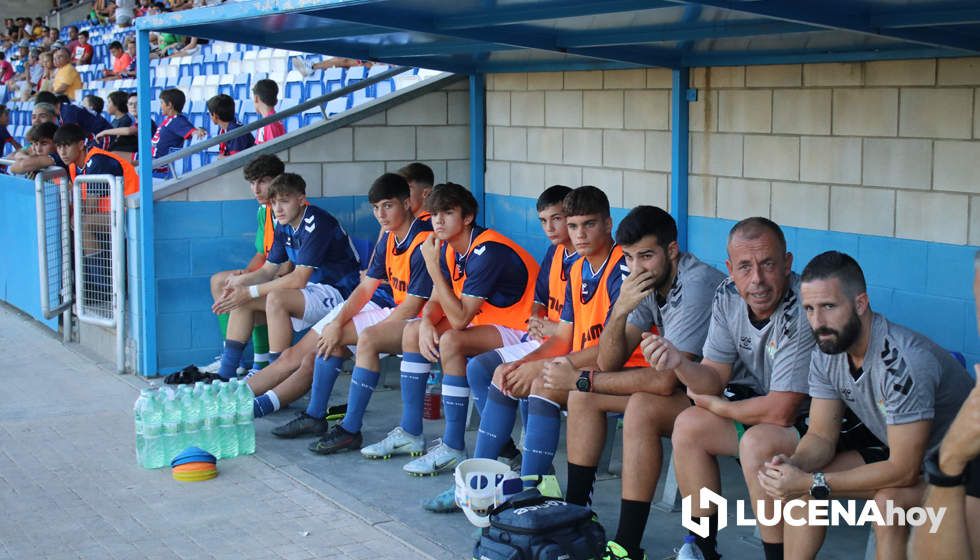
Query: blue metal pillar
670 67 690 251
469 73 486 224
135 28 157 376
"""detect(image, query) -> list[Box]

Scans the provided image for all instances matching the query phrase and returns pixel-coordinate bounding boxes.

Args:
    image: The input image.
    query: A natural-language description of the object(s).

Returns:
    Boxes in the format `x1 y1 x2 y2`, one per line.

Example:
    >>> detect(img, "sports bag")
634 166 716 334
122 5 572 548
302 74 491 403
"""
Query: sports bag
472 489 606 560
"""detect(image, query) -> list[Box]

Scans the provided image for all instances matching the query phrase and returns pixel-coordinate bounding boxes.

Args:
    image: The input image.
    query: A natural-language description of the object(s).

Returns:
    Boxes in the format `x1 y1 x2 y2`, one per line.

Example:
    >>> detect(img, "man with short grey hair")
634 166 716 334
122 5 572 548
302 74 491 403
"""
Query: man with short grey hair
52 48 82 99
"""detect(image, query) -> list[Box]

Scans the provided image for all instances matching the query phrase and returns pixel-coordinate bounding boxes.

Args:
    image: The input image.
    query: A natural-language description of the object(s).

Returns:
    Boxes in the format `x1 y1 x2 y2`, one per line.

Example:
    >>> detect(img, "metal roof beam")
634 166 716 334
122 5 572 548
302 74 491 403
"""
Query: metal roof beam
437 0 675 30
370 40 519 58
870 7 980 28
558 19 815 47
263 23 391 44
665 0 980 53
684 46 961 67
312 5 681 67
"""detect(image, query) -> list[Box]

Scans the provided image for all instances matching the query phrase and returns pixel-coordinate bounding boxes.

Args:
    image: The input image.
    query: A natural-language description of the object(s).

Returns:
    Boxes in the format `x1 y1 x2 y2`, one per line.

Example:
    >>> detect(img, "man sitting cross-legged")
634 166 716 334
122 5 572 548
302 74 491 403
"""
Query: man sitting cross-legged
360 183 539 476
757 251 975 560
560 206 725 560
242 165 434 417
422 184 580 511
211 173 361 382
259 172 432 442
641 217 813 560
459 186 646 496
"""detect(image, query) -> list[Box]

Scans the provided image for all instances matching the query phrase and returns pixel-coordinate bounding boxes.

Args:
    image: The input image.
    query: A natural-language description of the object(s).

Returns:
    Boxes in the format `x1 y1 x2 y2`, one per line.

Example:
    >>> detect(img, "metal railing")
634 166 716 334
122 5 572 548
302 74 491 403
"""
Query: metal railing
34 167 75 343
151 65 413 174
72 174 126 374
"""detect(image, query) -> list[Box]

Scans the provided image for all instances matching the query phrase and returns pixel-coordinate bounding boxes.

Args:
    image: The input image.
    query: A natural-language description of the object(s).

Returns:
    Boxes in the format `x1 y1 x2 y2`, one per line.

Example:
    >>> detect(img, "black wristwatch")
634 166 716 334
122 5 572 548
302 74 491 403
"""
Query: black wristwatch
924 449 967 487
576 371 592 392
809 472 830 499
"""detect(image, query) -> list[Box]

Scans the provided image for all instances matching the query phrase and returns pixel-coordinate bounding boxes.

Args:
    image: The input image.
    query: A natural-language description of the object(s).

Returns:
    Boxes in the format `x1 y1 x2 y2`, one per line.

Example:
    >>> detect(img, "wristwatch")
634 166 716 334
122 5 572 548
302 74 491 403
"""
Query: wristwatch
924 449 967 487
575 371 592 392
810 472 830 499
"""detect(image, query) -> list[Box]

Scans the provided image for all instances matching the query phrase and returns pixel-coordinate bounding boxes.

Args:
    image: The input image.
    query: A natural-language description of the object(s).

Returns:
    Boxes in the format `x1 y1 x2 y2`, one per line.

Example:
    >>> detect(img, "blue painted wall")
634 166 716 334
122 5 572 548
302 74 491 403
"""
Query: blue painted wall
153 196 381 374
486 193 980 367
0 175 59 331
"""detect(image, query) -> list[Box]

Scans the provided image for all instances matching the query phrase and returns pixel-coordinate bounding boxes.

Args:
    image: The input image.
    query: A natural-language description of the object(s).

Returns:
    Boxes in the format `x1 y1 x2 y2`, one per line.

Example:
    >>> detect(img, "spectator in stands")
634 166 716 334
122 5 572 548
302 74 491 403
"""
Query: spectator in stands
43 27 59 49
71 31 94 66
36 51 56 94
116 0 136 27
909 251 980 560
9 122 68 176
292 55 372 77
52 48 83 99
35 91 112 144
0 105 21 169
83 94 104 117
252 78 285 144
149 88 205 179
117 36 137 78
135 0 153 17
96 91 136 155
102 41 132 79
0 53 13 85
205 94 255 157
94 0 117 22
96 93 156 159
31 18 45 40
65 26 80 55
210 173 361 382
32 102 57 126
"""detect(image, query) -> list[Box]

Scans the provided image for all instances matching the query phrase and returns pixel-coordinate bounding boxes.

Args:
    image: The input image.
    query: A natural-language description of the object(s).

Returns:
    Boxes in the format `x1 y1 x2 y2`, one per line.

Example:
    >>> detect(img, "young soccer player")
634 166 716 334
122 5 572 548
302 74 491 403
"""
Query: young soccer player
260 172 433 439
360 183 539 477
210 173 361 382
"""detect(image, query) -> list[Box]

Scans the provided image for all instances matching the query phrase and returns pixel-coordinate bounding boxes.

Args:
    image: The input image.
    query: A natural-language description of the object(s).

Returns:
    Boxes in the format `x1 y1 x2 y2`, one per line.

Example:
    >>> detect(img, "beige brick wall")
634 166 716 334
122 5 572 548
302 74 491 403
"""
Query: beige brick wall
486 60 980 246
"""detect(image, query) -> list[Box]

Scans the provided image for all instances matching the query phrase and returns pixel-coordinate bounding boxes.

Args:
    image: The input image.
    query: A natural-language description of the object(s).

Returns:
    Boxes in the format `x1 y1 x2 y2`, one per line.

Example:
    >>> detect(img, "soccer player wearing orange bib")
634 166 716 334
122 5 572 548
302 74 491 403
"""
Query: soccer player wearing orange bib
361 183 539 476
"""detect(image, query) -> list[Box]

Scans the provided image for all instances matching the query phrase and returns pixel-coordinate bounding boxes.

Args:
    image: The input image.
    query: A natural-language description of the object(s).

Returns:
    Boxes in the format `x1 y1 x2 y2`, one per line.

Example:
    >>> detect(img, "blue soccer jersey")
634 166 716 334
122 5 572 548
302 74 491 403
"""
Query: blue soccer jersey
218 121 255 156
266 205 361 297
437 225 530 309
150 114 195 173
60 103 111 137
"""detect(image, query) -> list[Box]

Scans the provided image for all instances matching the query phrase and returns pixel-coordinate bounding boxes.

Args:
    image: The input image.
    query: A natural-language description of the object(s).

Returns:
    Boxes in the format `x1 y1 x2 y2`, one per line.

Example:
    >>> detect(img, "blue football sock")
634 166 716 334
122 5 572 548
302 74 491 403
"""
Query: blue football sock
441 374 470 451
474 384 518 459
268 351 281 364
252 390 280 418
217 339 246 380
521 395 561 478
466 350 502 417
399 352 431 437
340 366 380 433
305 355 344 419
519 398 529 432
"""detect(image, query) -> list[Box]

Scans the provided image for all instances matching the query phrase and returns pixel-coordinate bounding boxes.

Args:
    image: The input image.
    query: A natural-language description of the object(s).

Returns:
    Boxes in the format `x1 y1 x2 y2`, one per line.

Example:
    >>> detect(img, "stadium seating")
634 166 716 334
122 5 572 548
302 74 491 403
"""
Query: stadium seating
2 19 430 177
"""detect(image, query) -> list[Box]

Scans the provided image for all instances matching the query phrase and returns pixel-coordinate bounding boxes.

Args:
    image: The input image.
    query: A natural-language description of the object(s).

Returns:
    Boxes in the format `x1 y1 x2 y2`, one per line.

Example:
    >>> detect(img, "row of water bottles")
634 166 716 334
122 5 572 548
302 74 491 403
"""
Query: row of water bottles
134 379 255 469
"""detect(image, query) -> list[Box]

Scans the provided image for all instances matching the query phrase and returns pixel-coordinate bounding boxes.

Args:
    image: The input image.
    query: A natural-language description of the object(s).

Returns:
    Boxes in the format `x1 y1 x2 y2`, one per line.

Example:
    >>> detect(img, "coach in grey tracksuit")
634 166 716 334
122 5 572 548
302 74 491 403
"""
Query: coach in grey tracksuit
758 250 974 560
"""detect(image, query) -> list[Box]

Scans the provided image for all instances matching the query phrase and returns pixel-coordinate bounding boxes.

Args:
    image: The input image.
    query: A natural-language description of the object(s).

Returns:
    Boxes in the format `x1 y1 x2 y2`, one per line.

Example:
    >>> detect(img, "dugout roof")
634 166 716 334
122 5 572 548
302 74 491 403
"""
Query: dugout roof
136 0 980 72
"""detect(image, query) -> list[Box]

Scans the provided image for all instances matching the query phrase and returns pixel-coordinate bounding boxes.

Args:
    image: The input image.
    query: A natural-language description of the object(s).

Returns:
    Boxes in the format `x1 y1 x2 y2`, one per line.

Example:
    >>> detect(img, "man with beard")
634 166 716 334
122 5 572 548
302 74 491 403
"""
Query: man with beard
757 251 974 560
559 205 725 560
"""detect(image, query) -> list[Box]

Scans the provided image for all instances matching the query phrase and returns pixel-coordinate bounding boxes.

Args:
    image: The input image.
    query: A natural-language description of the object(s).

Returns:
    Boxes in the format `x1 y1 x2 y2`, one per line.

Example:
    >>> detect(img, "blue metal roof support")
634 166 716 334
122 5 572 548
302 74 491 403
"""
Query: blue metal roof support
135 29 157 377
670 68 689 252
469 73 486 226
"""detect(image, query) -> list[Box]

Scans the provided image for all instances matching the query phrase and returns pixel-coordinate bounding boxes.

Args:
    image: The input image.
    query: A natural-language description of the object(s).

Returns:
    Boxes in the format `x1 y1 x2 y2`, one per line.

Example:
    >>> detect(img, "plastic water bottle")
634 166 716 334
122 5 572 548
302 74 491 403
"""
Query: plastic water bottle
133 387 155 466
175 384 193 449
677 535 705 560
201 381 221 458
161 387 182 463
218 381 239 458
179 384 202 449
235 379 255 455
142 388 166 468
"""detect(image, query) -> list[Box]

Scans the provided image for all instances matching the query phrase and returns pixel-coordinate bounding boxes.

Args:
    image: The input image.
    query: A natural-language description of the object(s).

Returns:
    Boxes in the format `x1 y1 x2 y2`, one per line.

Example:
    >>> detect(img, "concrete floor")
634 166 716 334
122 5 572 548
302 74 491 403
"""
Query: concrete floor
253 368 875 560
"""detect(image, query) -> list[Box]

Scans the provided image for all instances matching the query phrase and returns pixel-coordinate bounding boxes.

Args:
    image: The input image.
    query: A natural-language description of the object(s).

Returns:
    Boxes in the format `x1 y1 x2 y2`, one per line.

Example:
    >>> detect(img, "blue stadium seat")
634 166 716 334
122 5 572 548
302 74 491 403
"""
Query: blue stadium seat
231 74 251 101
345 66 366 88
323 67 344 91
283 72 305 101
302 107 325 126
325 96 348 116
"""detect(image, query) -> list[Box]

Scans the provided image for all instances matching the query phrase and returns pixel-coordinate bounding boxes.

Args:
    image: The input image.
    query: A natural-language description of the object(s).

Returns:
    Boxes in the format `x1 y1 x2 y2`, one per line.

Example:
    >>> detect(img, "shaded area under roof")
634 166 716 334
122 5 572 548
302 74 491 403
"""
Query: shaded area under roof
137 0 980 72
